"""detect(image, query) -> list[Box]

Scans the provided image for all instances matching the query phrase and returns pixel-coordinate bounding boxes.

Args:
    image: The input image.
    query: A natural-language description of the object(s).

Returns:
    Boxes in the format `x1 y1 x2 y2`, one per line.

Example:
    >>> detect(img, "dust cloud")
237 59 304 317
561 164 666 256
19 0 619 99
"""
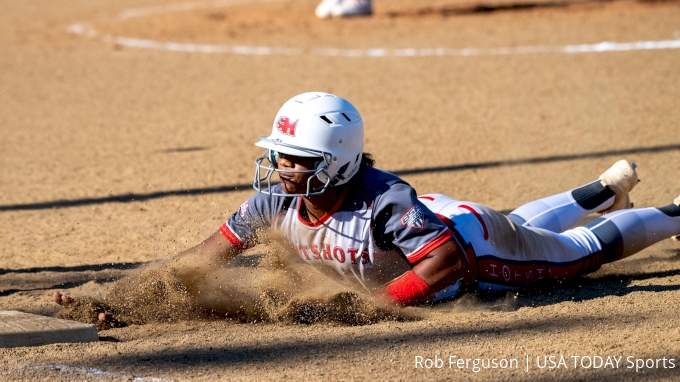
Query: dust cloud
58 232 416 330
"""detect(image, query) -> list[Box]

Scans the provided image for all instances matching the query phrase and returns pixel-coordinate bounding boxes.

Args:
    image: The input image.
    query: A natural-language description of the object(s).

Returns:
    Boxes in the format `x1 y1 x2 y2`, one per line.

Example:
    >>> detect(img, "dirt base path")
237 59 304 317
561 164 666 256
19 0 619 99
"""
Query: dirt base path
1 0 680 380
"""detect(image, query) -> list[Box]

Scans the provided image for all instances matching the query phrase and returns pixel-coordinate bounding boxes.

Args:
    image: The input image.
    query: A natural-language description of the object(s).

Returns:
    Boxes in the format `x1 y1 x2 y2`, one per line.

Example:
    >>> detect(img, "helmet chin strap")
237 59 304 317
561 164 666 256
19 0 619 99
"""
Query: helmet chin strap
330 172 344 186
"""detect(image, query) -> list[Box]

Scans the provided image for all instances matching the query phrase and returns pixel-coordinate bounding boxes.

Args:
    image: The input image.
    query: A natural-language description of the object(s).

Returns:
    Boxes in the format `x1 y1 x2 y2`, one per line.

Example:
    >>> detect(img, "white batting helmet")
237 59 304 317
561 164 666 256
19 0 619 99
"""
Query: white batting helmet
253 92 364 196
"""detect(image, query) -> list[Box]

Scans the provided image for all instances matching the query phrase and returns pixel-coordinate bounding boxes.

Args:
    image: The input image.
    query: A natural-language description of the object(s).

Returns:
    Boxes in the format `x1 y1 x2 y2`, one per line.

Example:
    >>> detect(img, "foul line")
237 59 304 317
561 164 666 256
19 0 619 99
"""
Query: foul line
118 0 283 19
67 0 680 57
20 365 169 382
68 23 680 57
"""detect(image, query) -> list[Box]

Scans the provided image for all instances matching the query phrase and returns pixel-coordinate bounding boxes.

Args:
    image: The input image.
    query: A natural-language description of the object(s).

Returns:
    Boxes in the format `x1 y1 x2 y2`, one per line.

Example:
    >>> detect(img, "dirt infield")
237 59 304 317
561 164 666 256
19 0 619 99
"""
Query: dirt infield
1 0 680 380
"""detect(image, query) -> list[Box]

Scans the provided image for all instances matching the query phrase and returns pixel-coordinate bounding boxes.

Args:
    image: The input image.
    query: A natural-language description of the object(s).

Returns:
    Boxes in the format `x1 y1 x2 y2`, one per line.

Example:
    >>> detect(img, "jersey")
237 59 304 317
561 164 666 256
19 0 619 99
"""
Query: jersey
220 166 453 292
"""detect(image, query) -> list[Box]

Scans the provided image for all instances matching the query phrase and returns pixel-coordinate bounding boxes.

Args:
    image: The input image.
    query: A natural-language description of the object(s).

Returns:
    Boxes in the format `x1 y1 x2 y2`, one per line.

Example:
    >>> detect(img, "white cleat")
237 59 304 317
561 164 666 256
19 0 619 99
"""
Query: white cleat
315 0 373 18
598 159 640 214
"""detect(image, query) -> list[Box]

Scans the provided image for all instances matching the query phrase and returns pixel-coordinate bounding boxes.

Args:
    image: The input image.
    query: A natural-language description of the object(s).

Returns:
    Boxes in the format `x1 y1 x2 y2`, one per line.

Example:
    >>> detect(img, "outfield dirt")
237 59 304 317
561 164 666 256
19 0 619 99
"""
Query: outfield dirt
1 0 680 380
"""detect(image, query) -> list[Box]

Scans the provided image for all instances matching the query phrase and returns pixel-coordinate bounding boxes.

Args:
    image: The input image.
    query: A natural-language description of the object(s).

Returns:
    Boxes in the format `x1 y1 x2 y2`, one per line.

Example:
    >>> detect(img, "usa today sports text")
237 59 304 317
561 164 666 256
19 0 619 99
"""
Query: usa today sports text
414 355 677 373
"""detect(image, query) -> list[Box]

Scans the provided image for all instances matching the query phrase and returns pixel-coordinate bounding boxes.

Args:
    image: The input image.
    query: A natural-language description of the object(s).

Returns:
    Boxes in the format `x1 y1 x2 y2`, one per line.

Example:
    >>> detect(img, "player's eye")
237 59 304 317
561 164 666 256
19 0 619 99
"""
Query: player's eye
269 150 323 169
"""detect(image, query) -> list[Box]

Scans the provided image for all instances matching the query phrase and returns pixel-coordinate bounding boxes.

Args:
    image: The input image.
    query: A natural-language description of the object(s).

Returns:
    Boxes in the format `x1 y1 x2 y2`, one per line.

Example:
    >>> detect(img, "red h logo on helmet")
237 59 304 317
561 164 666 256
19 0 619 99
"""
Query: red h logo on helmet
276 116 298 136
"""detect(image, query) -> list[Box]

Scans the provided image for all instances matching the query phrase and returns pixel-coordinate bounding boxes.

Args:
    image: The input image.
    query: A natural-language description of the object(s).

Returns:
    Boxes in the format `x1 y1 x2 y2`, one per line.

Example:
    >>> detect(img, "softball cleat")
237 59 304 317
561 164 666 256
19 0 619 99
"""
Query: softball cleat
598 159 640 214
315 0 372 18
672 195 680 242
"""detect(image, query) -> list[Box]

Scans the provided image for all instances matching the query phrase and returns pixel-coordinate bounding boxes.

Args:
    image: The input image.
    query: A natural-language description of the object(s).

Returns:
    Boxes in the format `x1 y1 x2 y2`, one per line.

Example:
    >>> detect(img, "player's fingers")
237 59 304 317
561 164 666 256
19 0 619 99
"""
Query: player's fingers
98 313 107 322
52 292 63 305
60 293 74 307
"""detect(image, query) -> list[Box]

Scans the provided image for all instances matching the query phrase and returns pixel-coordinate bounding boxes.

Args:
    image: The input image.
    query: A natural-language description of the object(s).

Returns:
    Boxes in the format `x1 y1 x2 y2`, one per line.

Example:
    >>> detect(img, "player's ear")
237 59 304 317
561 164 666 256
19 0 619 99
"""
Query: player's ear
268 149 279 168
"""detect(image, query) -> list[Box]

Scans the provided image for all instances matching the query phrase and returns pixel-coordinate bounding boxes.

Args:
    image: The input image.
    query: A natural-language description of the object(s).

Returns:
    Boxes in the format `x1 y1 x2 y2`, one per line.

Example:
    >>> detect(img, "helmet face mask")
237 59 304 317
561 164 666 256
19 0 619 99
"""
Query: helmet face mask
253 92 364 197
254 146 332 197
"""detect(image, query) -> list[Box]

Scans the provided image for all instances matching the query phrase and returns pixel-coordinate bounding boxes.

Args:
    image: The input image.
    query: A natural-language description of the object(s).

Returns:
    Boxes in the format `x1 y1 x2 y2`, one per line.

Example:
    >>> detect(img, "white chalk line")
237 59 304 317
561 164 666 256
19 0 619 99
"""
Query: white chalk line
68 0 680 57
68 23 680 57
118 0 284 19
19 364 172 382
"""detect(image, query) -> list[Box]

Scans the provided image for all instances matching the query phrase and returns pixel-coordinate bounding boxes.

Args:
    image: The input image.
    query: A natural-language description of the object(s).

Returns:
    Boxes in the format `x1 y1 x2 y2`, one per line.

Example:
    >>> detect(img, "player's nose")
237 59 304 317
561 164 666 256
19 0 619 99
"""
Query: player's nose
277 153 295 169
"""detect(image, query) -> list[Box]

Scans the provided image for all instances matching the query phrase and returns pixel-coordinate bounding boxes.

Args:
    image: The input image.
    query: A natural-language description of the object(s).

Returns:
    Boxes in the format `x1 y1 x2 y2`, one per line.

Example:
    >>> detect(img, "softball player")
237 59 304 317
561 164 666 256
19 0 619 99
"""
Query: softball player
214 92 680 305
54 92 680 310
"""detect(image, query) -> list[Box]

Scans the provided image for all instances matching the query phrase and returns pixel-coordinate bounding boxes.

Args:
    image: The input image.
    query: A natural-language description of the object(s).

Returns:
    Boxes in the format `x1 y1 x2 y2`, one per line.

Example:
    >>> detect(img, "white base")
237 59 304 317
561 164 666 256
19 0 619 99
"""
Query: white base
0 310 98 348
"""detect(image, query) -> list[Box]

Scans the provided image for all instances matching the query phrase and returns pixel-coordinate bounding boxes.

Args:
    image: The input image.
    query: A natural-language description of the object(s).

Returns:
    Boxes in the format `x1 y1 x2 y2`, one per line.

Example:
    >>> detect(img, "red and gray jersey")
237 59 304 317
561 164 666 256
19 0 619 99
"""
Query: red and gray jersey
220 166 453 291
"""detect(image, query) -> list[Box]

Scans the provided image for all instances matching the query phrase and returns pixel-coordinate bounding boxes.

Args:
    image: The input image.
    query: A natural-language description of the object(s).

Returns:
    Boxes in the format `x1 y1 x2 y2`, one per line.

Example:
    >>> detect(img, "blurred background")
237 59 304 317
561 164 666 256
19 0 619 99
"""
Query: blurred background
1 0 680 379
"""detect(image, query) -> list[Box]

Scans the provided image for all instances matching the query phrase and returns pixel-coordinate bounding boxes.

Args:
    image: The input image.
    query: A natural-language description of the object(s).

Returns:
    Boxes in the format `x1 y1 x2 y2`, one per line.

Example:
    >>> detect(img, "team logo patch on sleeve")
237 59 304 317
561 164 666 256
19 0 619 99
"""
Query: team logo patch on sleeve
400 205 424 229
238 201 250 218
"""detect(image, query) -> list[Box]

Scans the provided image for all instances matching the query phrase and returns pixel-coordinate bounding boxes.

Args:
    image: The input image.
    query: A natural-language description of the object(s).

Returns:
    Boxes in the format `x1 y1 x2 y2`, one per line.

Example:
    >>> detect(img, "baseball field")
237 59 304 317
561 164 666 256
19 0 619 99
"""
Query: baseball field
1 0 680 380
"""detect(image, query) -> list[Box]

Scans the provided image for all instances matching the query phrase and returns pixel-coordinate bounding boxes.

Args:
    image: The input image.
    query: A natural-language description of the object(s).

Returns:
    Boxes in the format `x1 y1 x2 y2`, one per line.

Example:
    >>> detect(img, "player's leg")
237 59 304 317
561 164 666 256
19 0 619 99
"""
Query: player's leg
458 203 604 288
419 196 602 288
421 195 680 291
507 160 639 233
583 196 680 262
477 196 680 289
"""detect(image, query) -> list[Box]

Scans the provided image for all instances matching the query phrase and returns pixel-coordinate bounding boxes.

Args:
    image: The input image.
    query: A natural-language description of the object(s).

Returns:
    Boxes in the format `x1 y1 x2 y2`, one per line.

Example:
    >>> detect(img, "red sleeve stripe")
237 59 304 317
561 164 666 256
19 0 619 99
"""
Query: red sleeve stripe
219 223 251 250
405 229 454 264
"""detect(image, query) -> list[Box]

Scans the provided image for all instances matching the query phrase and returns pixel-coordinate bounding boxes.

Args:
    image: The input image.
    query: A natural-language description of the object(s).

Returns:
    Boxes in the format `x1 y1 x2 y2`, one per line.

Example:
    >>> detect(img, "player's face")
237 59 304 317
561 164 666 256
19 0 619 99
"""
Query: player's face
275 152 323 195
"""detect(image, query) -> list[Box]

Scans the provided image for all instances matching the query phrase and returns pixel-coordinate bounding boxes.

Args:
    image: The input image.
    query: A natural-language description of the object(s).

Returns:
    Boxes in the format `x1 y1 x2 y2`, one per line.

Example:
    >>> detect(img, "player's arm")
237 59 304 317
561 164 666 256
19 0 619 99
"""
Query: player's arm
411 239 468 290
165 201 263 269
371 184 470 306
169 229 242 269
166 193 278 269
375 239 469 306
